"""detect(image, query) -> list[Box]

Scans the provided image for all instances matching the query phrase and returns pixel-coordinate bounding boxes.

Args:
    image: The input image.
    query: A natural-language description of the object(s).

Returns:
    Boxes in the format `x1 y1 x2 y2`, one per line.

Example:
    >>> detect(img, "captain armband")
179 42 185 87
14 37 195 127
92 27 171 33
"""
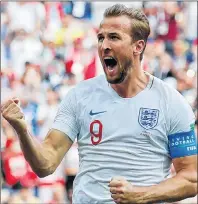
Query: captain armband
168 130 197 159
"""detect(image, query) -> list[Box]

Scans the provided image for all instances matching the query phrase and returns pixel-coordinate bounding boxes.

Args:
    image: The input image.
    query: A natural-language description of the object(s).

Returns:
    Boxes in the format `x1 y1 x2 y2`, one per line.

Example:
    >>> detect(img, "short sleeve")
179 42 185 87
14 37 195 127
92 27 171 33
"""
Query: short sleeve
168 89 195 135
51 88 79 142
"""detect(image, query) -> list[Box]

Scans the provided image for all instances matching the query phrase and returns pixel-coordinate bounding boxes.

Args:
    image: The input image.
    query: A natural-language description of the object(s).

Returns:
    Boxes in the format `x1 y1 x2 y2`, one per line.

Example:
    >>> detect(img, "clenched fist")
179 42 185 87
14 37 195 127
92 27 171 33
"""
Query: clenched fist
109 177 145 204
1 98 27 130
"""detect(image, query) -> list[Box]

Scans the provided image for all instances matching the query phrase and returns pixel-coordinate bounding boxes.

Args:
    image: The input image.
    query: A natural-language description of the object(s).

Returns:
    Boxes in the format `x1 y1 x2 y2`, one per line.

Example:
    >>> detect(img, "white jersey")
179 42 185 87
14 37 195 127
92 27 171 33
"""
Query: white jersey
52 74 195 204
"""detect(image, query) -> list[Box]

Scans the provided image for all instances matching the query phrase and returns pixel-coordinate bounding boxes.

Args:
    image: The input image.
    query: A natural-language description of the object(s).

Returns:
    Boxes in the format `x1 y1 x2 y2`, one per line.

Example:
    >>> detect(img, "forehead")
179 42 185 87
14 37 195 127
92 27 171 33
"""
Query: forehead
99 15 131 35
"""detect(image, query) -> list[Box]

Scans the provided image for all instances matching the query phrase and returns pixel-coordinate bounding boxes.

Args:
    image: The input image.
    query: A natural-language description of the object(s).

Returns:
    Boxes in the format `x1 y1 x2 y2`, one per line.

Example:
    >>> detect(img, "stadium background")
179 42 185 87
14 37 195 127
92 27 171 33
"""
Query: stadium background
1 1 197 204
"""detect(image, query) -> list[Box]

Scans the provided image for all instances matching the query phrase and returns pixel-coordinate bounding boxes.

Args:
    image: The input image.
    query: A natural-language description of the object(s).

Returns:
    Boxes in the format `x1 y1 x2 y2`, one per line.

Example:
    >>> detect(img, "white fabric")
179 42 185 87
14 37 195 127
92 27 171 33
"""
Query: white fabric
52 74 195 203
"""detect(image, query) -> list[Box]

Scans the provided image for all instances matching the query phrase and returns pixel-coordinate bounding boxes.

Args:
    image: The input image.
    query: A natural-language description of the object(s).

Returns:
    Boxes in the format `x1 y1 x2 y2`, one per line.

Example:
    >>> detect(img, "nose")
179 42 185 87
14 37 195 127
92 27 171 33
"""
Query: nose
101 39 111 54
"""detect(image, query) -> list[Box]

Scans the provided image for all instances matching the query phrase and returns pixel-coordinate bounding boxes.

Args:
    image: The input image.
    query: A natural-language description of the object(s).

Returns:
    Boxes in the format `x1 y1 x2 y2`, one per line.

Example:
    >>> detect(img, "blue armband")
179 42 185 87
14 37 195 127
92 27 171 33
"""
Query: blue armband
168 130 197 159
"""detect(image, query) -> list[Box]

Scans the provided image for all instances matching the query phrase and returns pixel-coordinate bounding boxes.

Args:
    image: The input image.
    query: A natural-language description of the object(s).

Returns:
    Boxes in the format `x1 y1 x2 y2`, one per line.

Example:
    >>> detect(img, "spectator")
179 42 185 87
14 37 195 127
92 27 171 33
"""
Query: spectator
10 29 43 78
44 2 64 37
2 138 38 189
37 88 60 140
7 187 40 204
49 183 67 204
37 156 68 203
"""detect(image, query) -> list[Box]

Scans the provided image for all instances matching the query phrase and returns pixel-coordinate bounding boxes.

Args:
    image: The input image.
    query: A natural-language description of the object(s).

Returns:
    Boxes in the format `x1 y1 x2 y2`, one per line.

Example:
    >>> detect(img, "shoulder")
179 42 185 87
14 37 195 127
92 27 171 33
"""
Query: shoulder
61 75 107 104
76 75 106 89
152 76 184 103
152 76 194 118
73 75 107 98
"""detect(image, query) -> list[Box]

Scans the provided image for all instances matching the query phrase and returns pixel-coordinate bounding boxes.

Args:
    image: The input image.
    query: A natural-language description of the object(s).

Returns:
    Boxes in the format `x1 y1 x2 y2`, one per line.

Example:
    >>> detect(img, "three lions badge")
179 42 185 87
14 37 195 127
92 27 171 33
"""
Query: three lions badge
138 108 159 130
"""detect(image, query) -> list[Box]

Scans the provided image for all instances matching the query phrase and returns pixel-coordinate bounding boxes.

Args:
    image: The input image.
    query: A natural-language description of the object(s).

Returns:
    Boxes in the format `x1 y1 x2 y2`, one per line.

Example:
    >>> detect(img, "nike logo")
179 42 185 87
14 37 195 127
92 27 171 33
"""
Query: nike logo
89 110 107 116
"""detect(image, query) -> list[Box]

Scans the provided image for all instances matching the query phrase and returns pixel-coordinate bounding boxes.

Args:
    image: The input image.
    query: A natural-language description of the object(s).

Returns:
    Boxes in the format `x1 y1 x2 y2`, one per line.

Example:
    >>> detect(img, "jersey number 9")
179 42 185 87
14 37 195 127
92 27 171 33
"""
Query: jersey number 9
90 120 103 145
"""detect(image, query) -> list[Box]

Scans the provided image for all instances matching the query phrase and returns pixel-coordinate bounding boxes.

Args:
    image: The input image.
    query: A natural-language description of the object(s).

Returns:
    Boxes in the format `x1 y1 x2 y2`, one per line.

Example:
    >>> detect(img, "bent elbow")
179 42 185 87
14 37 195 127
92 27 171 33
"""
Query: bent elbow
33 167 55 178
187 177 197 198
181 170 198 198
190 183 197 197
36 170 51 178
191 174 198 197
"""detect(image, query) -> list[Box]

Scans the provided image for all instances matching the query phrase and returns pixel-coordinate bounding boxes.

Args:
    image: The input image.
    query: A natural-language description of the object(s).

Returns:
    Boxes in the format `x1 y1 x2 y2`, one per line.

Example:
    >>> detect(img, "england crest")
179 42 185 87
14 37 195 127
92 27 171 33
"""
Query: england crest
138 108 159 130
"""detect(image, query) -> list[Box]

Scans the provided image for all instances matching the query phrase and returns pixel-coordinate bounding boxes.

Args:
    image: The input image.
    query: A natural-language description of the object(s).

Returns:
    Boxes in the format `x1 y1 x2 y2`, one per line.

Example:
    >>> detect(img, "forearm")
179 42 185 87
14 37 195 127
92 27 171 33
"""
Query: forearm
14 125 55 177
139 173 197 203
1 99 60 177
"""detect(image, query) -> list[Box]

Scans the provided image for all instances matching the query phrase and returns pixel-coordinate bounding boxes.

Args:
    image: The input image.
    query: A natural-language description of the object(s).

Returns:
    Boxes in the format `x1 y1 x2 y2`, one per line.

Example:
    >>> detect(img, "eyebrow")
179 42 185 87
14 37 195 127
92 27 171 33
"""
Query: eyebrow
97 32 120 38
97 33 103 38
109 32 119 36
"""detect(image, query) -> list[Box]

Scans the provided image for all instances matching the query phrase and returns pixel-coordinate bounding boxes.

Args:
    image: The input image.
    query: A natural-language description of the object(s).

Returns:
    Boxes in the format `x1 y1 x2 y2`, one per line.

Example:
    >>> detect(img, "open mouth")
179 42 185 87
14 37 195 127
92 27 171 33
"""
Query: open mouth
104 57 117 70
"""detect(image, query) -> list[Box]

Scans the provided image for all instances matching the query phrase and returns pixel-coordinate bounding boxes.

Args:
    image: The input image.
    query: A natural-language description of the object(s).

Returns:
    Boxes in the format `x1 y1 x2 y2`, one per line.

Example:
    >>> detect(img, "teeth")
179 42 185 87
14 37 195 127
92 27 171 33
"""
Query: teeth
104 56 113 59
107 66 114 70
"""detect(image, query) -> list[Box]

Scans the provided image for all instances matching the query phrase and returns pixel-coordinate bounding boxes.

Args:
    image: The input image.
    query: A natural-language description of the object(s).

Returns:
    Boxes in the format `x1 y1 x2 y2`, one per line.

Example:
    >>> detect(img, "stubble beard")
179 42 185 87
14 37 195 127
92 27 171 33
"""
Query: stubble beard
106 59 132 84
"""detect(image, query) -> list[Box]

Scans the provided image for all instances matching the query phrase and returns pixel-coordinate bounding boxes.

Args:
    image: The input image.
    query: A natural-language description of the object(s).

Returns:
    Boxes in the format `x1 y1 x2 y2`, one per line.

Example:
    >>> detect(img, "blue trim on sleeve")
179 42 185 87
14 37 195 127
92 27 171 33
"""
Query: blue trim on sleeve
168 130 197 159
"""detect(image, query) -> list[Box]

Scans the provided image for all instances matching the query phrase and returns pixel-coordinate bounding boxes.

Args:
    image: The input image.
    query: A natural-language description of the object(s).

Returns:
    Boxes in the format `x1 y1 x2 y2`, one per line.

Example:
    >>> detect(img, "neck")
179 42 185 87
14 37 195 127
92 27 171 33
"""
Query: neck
111 64 149 98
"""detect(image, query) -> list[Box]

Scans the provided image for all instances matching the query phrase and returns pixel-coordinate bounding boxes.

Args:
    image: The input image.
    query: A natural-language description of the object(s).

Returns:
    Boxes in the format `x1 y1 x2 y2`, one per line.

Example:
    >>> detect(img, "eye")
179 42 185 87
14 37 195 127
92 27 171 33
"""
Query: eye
110 36 118 40
98 36 104 42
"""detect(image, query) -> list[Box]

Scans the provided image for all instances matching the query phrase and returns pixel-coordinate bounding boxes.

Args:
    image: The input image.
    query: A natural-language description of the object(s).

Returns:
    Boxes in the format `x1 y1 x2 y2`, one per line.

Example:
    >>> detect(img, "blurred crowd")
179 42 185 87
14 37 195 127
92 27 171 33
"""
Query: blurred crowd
1 1 197 204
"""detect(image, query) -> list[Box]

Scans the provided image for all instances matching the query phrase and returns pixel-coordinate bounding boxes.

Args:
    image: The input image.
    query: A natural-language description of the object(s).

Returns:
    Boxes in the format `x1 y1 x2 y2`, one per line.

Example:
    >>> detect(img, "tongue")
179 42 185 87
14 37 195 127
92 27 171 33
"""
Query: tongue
107 65 117 75
107 66 114 70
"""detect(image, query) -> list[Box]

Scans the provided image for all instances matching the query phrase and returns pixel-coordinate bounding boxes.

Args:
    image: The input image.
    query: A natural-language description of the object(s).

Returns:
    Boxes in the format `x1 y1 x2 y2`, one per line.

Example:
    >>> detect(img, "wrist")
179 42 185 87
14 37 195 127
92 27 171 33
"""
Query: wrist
11 120 28 135
131 186 149 204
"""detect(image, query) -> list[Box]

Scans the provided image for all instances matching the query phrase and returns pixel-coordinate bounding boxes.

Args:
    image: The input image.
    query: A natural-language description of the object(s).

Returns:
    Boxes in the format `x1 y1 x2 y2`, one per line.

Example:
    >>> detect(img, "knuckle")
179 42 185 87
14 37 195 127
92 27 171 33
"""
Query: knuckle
14 106 19 111
112 187 117 193
119 187 124 193
2 109 8 116
3 110 10 116
13 103 18 108
3 113 10 120
8 99 13 104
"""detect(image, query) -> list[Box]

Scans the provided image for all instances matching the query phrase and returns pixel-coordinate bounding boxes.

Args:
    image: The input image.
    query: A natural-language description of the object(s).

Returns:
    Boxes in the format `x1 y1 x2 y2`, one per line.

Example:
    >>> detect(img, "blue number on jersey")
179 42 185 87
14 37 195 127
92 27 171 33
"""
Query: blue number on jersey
168 130 197 159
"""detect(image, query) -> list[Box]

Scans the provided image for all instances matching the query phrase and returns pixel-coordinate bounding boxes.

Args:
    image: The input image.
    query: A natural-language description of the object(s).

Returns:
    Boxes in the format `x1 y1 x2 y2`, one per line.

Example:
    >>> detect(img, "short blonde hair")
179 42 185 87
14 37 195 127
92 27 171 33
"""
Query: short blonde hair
104 4 150 61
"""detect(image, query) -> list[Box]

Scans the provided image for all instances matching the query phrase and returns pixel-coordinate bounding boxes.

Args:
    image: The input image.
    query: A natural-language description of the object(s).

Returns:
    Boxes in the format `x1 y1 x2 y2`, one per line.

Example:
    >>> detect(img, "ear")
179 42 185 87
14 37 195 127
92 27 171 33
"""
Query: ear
133 40 145 56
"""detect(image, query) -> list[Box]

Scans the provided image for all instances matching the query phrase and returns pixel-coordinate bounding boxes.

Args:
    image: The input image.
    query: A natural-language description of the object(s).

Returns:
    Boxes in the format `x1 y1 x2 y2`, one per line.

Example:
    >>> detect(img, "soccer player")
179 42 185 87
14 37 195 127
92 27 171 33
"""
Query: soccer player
1 4 197 204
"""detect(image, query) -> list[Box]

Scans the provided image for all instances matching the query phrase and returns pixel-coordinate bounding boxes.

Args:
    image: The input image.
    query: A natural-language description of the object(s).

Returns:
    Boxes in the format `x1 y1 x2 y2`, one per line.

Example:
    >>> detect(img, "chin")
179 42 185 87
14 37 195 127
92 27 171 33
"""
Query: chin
105 73 118 84
106 72 127 84
106 76 124 84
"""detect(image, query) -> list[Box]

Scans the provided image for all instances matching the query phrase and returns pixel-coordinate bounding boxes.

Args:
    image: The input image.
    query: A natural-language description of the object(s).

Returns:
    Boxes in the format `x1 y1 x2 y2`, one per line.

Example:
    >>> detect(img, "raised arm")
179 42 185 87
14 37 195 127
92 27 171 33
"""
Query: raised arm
1 98 73 177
